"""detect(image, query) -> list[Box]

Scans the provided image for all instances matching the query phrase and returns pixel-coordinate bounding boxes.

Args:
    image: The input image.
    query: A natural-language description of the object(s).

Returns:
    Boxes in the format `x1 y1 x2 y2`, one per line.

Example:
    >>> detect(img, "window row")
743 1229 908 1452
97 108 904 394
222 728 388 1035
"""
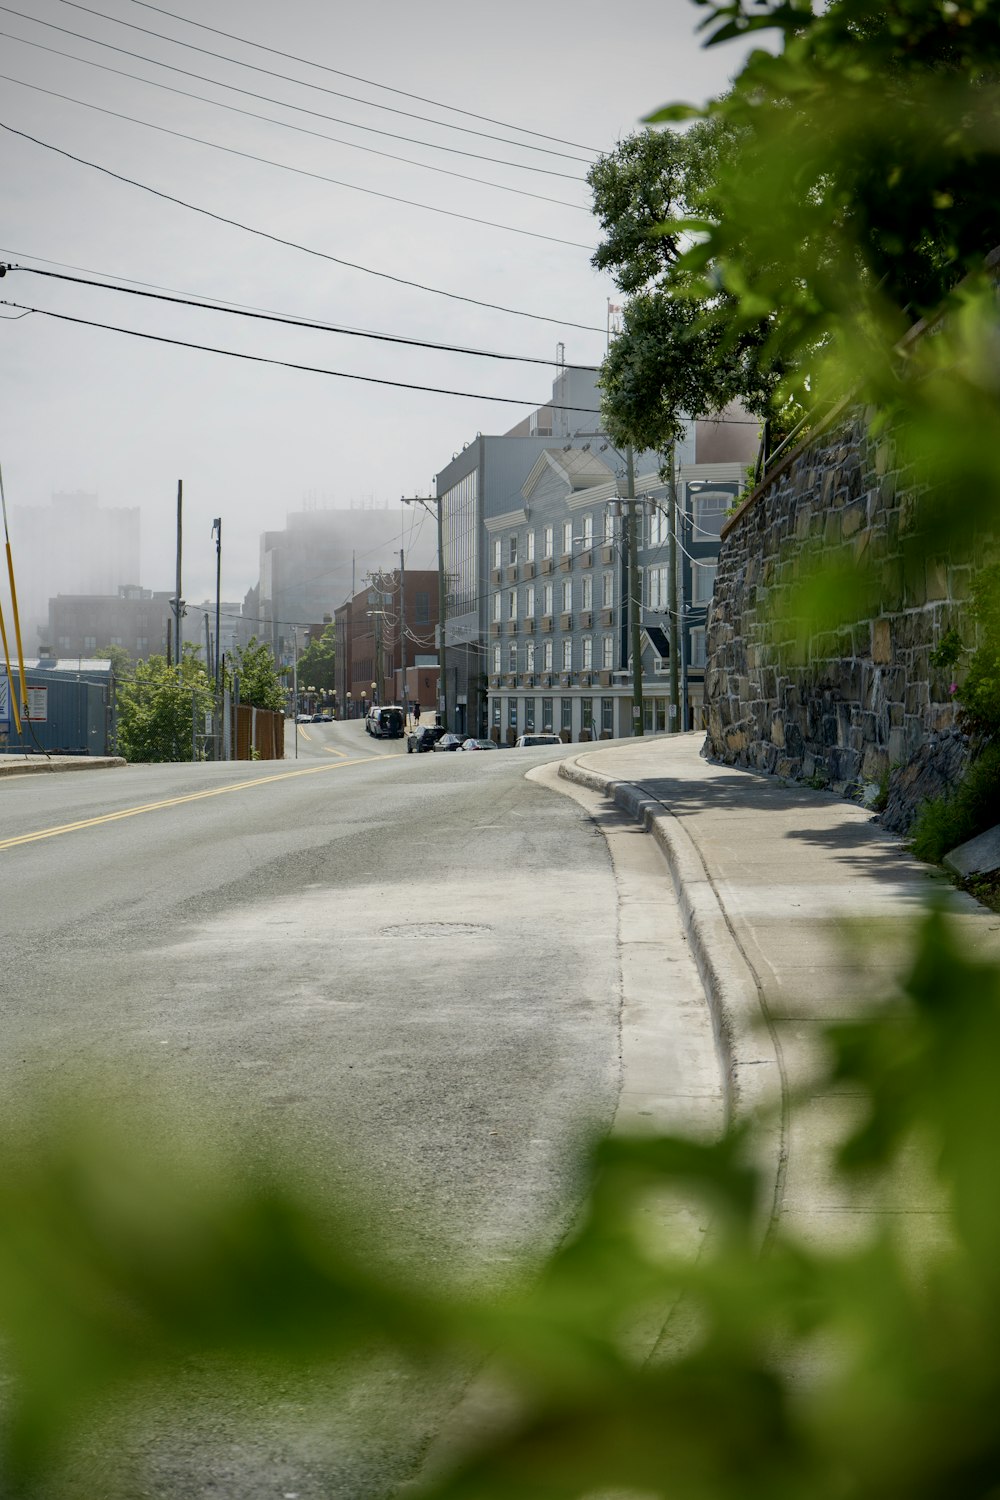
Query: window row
492 636 617 674
491 572 616 622
491 695 616 735
490 511 615 571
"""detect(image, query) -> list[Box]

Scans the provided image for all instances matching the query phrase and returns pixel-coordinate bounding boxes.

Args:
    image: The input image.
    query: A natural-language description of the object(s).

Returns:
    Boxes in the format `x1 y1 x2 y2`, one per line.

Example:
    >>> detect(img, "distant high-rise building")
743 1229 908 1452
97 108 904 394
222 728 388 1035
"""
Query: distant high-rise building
11 491 141 650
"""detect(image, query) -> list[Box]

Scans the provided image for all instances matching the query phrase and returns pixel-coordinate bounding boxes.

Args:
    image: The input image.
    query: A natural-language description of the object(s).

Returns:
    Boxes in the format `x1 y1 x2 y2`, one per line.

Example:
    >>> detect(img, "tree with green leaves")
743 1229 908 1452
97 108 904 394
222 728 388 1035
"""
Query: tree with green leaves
296 623 336 698
115 646 213 762
226 636 287 714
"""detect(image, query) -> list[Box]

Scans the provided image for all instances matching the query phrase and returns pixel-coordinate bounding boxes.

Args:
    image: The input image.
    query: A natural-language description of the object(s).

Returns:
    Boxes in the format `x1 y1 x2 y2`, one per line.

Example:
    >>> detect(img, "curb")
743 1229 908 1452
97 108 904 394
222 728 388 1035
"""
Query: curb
558 755 785 1222
0 756 127 778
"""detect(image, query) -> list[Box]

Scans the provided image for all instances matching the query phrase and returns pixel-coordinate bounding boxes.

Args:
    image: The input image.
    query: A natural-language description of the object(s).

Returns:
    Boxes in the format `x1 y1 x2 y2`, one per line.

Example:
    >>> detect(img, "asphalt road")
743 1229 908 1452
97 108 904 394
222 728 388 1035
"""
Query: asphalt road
1 722 626 1498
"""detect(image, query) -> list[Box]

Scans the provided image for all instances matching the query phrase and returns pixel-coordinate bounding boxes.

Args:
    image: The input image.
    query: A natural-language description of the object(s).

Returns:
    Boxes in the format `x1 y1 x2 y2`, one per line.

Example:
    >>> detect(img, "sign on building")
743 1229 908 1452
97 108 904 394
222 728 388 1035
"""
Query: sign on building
25 686 48 722
0 675 8 733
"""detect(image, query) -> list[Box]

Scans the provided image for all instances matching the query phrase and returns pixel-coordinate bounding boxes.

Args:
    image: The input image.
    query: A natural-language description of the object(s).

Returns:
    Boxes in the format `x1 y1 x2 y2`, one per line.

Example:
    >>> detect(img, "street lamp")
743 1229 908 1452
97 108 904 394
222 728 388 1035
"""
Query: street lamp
346 690 352 720
371 681 377 707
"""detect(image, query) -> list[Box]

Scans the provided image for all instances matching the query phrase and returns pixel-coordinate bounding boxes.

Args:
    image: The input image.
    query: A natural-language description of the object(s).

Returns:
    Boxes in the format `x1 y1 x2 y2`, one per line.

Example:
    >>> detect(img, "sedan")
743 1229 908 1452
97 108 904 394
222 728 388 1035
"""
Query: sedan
460 738 498 751
432 733 466 752
514 733 562 748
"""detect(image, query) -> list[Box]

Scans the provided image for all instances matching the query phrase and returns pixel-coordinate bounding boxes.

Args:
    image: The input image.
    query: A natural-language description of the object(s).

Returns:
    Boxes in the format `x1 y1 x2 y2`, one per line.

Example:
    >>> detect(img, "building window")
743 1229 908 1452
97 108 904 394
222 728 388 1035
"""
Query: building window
526 530 536 562
561 697 572 732
493 696 502 726
561 578 572 612
492 643 501 675
525 697 536 730
525 584 535 617
508 534 518 566
507 590 517 621
581 697 594 730
602 697 614 733
694 562 717 605
414 591 430 623
647 566 668 611
543 525 554 558
541 696 553 731
543 582 554 616
508 641 517 673
84 636 97 651
562 520 573 554
508 697 518 729
491 537 501 570
543 639 553 672
58 636 71 651
525 639 535 673
691 488 731 539
581 574 592 611
561 638 572 671
603 635 615 669
582 637 593 669
602 571 614 608
604 508 615 544
650 504 668 547
689 627 707 668
582 514 594 547
492 591 502 623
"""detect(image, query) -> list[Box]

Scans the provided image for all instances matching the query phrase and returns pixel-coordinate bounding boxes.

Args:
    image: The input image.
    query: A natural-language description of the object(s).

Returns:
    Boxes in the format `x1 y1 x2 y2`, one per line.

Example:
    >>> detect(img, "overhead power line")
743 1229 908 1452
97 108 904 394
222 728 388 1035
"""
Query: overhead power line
4 264 601 371
0 76 597 251
0 300 606 414
0 11 588 183
0 123 606 333
55 0 600 160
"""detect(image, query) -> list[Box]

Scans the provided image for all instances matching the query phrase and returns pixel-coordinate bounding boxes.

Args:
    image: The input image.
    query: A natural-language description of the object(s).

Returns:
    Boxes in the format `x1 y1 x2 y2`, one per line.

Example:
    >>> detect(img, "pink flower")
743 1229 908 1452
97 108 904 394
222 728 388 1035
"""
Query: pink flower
948 682 958 695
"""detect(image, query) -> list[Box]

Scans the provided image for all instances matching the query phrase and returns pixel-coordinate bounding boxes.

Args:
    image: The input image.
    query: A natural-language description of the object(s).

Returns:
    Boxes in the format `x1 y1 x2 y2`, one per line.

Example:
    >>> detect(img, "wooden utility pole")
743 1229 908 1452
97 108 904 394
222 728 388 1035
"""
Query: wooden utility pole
400 495 446 729
399 548 408 718
173 479 183 672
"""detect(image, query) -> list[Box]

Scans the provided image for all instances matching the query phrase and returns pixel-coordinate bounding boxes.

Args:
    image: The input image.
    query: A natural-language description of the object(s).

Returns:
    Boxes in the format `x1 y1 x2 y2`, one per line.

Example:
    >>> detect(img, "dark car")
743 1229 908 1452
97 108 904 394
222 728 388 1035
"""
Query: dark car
432 733 466 752
460 738 498 751
407 724 446 754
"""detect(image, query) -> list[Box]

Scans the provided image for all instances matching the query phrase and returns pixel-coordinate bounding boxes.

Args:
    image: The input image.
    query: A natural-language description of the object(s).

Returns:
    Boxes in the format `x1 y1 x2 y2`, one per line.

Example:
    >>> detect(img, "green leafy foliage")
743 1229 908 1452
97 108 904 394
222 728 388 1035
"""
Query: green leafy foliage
226 635 287 713
296 623 337 696
115 647 213 763
958 564 1000 736
910 743 1000 862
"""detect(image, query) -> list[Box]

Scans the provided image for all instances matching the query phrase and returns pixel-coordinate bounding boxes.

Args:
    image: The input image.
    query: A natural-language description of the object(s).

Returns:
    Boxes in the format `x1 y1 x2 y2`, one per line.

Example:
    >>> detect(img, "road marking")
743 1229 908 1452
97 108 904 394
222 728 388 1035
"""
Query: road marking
0 757 382 852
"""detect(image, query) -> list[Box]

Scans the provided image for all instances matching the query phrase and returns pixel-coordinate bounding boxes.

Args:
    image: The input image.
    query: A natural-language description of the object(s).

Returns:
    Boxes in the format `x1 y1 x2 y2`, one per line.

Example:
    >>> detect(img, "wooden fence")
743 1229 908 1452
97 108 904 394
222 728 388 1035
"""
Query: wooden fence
232 704 285 760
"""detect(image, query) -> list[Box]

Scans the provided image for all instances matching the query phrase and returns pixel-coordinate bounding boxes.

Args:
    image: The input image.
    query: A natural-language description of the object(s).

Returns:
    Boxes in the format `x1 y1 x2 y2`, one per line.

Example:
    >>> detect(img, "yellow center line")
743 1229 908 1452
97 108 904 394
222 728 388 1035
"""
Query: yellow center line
0 756 383 852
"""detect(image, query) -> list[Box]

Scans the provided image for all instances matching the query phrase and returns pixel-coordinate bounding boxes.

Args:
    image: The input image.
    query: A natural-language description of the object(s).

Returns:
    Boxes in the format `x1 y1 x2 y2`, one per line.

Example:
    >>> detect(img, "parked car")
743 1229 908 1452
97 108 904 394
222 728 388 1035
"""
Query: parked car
407 724 446 754
432 733 466 752
295 712 313 723
366 705 406 738
460 738 498 751
514 733 562 748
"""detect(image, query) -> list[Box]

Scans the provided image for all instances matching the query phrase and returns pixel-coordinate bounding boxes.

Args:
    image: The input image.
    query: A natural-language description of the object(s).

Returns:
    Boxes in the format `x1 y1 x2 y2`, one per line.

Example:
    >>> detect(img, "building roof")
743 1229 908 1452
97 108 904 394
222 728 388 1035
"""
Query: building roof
521 448 614 501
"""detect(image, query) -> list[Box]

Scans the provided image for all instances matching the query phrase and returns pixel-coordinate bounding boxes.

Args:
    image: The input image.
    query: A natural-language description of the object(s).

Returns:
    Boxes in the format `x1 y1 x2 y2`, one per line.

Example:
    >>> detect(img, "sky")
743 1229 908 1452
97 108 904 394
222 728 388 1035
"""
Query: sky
0 0 756 610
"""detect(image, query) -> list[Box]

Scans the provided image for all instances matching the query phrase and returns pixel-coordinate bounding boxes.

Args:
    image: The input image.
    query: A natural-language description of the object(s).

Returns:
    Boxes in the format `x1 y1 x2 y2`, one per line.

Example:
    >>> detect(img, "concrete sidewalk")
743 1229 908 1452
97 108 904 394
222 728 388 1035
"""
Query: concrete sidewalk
560 732 1000 1248
0 754 126 778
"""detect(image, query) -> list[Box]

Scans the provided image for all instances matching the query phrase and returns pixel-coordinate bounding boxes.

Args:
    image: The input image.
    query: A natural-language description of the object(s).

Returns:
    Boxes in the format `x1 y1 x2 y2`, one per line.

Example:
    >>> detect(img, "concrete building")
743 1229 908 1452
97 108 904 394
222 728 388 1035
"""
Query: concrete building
433 367 677 738
482 412 756 741
257 504 437 667
13 492 140 652
46 585 173 662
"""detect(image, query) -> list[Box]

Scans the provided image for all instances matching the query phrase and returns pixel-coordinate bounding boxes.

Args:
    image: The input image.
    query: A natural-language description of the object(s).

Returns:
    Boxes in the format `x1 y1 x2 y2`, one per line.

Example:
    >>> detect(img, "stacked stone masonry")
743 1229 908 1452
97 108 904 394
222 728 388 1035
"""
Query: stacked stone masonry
703 413 977 827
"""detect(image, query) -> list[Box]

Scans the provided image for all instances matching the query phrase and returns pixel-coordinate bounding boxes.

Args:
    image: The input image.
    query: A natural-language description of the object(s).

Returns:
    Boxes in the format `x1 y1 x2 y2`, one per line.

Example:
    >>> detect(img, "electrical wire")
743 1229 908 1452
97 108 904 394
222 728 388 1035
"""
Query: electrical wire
0 299 607 414
0 122 606 333
0 11 589 181
4 264 600 371
113 0 603 157
0 77 596 251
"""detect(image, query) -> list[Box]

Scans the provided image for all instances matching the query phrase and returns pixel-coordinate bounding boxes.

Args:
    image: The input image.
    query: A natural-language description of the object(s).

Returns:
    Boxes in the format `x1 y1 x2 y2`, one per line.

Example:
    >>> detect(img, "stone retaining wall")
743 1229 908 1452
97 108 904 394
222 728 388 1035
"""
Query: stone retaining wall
703 411 976 825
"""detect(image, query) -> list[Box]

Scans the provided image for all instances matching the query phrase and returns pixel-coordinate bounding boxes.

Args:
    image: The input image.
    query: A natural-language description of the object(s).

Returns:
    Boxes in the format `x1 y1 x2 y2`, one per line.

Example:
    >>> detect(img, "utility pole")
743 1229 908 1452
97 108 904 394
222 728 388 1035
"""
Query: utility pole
625 446 644 737
173 479 183 673
399 548 408 719
667 446 680 733
401 494 447 729
212 517 222 691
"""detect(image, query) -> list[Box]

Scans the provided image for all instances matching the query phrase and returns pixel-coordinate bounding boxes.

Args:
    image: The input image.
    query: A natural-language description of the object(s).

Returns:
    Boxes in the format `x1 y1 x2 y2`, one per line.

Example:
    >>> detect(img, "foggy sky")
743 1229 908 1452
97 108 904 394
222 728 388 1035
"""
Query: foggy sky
0 0 753 611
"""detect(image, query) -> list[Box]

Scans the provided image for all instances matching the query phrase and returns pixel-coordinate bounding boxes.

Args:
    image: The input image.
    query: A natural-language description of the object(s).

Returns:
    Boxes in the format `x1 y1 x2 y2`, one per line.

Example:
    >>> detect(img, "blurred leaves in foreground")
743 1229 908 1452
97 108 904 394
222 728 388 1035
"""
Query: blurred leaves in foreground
4 911 1000 1497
